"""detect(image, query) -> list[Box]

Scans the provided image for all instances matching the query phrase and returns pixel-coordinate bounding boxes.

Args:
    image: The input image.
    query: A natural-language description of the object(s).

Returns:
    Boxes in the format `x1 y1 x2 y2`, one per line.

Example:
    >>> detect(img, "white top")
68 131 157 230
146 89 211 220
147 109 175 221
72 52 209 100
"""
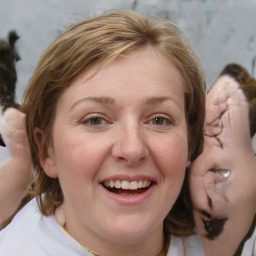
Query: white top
0 198 254 255
0 198 94 256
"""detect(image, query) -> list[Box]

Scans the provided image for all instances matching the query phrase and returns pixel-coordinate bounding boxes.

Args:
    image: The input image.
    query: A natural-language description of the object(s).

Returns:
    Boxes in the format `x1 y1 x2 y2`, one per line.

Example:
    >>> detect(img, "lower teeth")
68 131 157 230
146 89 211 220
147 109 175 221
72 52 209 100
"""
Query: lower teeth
119 193 139 196
105 187 147 195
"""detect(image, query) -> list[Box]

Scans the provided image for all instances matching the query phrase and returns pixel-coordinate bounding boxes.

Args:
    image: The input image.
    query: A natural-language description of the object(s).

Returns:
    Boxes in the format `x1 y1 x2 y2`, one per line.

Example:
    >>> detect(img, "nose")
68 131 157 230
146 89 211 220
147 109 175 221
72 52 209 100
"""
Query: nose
112 124 149 166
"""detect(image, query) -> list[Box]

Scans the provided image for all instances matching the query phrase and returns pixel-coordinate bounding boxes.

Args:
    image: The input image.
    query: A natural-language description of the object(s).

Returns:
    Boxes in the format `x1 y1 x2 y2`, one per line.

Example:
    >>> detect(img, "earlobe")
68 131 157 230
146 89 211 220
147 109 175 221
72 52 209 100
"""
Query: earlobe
33 128 58 178
186 160 191 168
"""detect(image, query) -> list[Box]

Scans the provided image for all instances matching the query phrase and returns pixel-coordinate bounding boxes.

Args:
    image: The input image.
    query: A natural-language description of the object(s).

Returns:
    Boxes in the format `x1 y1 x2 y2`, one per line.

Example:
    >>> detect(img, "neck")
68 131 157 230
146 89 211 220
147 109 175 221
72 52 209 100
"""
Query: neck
66 224 165 256
92 234 164 256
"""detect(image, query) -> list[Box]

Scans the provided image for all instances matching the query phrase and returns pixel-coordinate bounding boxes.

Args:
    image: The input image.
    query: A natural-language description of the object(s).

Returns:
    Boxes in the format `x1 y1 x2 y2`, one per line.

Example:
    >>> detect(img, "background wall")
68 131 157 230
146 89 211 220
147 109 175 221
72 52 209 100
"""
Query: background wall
0 0 256 159
1 0 256 100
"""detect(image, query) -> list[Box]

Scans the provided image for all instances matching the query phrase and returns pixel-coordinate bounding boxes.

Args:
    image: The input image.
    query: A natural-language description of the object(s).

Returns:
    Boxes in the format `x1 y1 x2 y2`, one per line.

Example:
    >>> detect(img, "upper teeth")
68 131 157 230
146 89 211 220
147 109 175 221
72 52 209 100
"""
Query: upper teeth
103 180 151 190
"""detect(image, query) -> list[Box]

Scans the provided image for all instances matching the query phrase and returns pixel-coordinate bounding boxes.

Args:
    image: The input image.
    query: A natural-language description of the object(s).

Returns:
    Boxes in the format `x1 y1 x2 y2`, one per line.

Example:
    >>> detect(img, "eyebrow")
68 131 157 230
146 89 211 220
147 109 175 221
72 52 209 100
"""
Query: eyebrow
70 96 181 111
70 97 115 111
83 97 115 104
145 96 176 104
145 96 182 109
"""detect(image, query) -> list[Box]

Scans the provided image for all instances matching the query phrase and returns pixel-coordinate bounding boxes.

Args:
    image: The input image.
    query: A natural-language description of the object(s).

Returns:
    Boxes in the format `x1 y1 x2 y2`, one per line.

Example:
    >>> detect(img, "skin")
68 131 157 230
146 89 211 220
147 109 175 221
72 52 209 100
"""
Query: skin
190 75 256 255
35 46 190 256
0 108 32 229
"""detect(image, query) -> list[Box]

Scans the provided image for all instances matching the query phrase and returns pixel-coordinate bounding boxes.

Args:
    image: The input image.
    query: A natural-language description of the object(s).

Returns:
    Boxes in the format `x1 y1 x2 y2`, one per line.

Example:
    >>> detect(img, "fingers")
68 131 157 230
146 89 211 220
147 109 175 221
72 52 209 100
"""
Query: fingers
206 75 239 104
0 108 29 157
1 108 26 139
204 76 240 147
220 88 251 149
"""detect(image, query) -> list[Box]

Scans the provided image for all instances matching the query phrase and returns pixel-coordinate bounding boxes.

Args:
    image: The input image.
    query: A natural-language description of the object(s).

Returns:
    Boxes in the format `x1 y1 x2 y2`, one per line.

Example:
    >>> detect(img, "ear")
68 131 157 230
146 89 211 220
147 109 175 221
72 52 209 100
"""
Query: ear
186 160 191 168
186 149 192 168
34 128 58 178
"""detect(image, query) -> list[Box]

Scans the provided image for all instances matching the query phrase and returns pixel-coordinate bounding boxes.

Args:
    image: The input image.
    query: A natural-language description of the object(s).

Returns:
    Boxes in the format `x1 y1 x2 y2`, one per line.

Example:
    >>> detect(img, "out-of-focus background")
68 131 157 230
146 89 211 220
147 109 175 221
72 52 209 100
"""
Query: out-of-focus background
1 0 256 99
0 0 256 160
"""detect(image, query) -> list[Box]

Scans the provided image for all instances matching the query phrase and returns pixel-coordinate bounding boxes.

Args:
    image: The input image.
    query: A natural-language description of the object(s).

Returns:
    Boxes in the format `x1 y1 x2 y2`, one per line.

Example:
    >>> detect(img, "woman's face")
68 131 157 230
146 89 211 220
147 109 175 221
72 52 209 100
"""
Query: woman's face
42 47 189 253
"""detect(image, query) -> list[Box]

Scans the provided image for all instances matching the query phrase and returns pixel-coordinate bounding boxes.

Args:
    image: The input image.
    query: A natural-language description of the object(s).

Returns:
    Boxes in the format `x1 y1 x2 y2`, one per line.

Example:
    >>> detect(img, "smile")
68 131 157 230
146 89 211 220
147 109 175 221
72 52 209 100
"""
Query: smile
102 180 153 195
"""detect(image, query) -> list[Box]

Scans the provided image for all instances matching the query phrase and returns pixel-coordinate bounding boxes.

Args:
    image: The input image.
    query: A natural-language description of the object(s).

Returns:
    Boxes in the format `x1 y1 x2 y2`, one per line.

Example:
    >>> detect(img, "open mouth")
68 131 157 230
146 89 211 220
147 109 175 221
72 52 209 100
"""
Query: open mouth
102 180 153 195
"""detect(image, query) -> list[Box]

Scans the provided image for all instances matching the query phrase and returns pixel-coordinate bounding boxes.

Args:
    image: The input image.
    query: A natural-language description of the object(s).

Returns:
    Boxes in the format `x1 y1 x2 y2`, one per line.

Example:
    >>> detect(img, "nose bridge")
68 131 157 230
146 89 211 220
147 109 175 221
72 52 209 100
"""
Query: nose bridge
113 118 148 165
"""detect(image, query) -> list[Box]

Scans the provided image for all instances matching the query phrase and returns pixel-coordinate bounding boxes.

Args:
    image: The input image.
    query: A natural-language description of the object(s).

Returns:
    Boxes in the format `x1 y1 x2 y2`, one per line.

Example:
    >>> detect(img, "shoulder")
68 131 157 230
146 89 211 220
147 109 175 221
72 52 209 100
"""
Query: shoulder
241 225 256 256
167 229 256 256
0 198 93 256
0 198 47 254
167 233 204 256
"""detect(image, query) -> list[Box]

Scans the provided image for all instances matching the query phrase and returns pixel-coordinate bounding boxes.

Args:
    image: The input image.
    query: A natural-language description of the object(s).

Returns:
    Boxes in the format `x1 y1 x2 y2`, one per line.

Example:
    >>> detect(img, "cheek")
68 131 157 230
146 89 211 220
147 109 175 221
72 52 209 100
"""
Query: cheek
153 137 188 214
53 139 101 205
154 135 188 203
155 136 189 176
53 131 110 181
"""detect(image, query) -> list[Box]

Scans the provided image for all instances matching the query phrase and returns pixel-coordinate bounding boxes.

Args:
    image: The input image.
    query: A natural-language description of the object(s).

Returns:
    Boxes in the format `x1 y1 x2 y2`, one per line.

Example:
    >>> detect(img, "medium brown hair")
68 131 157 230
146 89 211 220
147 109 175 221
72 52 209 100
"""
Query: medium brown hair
22 9 205 249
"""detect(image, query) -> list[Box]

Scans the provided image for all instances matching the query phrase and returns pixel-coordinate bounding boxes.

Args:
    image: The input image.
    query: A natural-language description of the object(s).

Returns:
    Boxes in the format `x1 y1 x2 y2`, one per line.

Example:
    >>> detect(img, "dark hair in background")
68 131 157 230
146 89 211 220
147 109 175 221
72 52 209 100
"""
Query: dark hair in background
0 31 20 147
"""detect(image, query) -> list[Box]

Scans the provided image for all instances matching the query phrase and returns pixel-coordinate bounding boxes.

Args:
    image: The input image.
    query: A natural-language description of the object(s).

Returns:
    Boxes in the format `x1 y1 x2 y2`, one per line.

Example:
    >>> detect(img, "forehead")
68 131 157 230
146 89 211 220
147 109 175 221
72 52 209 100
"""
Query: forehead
57 47 185 111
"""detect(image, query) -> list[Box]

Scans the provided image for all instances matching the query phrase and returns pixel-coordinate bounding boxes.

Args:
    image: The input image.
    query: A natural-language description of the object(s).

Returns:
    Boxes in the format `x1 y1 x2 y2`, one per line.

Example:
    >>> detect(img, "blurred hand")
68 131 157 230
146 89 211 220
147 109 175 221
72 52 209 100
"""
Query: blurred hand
189 75 256 255
0 108 30 158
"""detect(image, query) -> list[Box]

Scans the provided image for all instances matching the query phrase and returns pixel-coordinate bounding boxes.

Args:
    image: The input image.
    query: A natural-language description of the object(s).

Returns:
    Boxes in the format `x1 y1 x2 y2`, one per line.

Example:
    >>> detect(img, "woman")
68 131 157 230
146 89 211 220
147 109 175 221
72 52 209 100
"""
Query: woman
0 9 205 255
1 9 254 255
